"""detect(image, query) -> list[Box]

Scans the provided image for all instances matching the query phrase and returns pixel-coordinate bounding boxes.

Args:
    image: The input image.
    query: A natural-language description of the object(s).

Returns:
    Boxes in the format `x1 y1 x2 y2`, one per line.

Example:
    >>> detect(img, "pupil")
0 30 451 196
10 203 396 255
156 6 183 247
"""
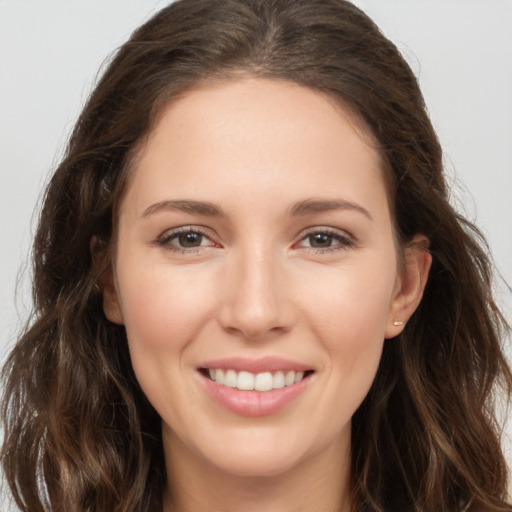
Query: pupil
310 233 332 248
179 232 201 247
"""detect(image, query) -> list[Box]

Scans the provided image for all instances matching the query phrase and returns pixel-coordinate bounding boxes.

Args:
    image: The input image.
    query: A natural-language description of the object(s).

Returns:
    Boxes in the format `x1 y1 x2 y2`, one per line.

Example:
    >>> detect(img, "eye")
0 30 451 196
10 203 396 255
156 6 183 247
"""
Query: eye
305 232 336 249
295 228 354 252
174 232 207 248
157 227 216 252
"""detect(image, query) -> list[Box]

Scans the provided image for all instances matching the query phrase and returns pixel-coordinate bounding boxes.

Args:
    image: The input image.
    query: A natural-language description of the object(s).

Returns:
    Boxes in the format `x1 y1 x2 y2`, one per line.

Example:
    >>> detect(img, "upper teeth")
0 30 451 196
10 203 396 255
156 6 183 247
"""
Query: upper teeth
208 369 305 392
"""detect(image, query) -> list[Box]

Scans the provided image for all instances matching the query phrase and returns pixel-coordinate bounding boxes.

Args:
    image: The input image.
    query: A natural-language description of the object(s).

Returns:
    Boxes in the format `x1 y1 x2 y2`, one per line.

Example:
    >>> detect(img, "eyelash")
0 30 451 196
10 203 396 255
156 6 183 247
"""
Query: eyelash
156 227 215 254
295 227 355 253
156 226 355 254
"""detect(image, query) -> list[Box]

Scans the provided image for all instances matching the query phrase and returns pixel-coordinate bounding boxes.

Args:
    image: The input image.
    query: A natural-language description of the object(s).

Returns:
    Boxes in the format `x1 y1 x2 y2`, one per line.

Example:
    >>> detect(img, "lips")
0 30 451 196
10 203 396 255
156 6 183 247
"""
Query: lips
198 357 314 416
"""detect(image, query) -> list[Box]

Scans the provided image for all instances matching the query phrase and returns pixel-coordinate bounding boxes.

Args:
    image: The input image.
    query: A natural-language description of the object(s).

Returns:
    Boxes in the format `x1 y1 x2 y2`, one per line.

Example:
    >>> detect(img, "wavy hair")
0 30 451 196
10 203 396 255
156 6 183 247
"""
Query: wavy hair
2 0 511 511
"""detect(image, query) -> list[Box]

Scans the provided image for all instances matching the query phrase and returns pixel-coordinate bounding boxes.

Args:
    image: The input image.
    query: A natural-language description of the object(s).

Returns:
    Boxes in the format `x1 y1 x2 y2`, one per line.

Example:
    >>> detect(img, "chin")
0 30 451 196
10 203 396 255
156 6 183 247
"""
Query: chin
207 448 305 479
194 425 326 479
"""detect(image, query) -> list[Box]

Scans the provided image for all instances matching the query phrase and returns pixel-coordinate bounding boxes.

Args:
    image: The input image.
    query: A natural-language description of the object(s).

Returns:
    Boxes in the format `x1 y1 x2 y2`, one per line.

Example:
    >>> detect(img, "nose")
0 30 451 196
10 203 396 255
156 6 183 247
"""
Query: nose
217 246 294 341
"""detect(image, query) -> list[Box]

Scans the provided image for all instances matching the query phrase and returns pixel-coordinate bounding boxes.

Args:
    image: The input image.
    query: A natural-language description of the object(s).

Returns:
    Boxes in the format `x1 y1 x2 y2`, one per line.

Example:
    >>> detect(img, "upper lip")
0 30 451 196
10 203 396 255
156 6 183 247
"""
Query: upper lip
199 356 312 374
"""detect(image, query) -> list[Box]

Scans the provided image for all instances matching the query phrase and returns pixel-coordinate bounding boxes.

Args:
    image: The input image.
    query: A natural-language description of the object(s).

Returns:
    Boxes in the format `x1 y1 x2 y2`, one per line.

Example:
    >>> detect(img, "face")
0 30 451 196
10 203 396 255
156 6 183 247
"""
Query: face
103 78 429 482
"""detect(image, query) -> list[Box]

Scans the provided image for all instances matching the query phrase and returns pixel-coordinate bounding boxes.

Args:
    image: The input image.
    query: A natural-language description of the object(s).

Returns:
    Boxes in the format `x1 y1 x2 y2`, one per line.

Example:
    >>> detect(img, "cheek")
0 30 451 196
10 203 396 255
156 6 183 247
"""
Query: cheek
119 260 209 341
296 254 396 390
114 256 218 394
299 256 396 342
114 258 220 426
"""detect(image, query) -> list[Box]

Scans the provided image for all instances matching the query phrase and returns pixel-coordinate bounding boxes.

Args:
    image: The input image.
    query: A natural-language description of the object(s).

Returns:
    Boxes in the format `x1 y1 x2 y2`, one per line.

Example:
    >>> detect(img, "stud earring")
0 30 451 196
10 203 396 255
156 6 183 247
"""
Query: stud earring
393 321 404 326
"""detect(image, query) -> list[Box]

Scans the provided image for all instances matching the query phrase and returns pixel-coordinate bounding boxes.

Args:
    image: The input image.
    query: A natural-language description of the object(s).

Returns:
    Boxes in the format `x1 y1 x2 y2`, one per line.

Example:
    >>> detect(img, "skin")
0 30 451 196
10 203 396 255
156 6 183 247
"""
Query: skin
102 78 431 512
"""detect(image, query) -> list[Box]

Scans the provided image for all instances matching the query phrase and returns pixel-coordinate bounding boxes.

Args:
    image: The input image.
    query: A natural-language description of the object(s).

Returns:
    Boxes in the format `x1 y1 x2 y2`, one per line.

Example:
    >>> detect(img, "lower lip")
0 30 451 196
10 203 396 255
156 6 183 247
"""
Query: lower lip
201 373 311 417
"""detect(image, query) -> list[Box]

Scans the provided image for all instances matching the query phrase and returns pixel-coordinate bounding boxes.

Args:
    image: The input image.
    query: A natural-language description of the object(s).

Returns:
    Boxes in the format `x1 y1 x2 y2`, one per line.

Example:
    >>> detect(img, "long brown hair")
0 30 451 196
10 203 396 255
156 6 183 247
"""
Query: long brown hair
2 1 511 511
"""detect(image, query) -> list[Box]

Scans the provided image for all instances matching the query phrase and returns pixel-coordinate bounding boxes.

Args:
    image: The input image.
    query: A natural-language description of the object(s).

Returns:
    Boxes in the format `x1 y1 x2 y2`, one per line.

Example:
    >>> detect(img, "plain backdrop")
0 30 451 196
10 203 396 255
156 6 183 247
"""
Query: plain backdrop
1 1 511 509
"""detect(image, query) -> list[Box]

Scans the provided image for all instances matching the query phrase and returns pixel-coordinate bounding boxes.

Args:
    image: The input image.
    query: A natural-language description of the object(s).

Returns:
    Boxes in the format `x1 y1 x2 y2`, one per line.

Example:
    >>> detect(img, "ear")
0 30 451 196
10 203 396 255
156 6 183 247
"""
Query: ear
91 236 124 325
385 234 432 339
99 266 125 325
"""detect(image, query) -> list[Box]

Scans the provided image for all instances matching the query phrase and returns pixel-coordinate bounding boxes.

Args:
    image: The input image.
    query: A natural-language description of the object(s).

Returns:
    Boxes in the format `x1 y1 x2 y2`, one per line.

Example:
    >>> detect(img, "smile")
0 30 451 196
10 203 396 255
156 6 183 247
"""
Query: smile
206 368 309 391
198 357 315 416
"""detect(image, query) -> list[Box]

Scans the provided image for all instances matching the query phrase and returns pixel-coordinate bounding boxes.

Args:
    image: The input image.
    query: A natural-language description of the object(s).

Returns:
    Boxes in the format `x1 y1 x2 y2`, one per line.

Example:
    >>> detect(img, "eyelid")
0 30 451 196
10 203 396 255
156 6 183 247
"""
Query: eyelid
156 225 220 251
292 226 356 251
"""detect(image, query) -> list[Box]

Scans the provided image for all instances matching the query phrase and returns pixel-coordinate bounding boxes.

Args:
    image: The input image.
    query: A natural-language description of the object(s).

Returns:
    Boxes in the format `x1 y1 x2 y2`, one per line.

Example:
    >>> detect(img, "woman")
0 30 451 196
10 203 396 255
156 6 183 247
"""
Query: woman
2 0 511 511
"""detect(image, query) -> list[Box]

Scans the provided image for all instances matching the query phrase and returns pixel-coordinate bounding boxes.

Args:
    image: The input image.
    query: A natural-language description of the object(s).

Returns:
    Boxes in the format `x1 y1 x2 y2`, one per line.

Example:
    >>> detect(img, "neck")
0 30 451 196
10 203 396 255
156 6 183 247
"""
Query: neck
162 429 352 512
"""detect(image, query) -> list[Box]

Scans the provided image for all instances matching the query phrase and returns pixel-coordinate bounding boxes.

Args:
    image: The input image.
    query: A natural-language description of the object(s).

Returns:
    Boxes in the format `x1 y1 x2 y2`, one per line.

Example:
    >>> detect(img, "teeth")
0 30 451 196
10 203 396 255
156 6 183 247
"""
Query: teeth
254 372 273 391
224 369 237 388
237 371 254 390
206 368 308 391
273 370 285 389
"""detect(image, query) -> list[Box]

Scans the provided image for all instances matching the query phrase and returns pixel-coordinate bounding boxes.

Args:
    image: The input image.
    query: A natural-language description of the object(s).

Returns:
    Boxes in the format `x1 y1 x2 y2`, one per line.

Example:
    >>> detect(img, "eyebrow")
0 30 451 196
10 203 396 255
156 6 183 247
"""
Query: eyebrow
142 199 225 218
290 198 373 220
141 197 372 221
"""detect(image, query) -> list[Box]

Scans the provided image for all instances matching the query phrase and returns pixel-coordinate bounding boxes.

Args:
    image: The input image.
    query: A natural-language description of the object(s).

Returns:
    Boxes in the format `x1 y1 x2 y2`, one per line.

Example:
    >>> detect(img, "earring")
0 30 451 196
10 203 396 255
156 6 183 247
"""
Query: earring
393 321 404 326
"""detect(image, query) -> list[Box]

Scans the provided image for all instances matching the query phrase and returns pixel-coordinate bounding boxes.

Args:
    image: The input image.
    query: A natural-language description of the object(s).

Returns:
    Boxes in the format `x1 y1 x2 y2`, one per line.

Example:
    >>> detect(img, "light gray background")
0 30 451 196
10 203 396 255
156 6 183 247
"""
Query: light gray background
1 1 511 509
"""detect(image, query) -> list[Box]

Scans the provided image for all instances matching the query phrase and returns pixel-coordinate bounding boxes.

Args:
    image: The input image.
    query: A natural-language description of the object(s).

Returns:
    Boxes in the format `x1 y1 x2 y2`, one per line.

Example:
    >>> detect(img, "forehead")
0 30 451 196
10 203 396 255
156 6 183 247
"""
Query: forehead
121 78 389 222
144 77 378 164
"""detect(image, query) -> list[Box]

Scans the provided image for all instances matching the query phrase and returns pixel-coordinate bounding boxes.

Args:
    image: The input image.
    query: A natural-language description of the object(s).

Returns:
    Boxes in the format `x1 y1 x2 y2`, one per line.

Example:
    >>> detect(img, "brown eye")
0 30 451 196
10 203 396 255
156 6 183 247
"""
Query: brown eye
177 232 204 248
308 233 334 248
296 228 354 253
157 228 214 252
